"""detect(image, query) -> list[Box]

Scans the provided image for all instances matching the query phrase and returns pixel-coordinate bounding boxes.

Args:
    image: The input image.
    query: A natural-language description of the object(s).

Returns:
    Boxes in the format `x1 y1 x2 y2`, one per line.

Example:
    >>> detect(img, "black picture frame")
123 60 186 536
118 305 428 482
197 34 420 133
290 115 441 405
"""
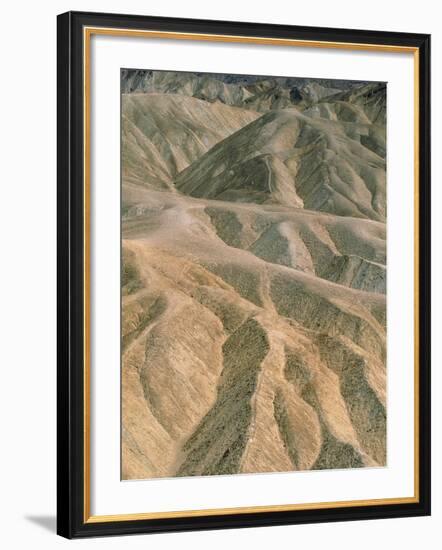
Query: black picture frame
57 10 431 539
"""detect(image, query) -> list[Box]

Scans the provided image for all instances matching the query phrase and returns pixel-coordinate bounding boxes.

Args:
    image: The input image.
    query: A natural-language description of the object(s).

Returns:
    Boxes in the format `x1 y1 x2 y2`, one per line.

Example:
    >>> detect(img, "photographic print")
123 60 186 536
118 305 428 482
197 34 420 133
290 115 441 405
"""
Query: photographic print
121 69 387 481
57 13 431 537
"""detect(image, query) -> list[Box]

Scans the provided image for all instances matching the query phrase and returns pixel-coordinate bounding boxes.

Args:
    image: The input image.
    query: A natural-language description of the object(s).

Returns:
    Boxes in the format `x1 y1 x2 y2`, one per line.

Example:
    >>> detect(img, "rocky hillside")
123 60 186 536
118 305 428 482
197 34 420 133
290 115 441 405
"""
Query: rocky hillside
121 70 387 480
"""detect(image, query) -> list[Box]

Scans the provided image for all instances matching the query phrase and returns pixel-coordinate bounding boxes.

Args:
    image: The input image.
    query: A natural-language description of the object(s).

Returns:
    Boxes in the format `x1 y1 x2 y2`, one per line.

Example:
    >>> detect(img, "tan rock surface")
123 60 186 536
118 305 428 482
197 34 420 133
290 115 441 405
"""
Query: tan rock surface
121 72 387 479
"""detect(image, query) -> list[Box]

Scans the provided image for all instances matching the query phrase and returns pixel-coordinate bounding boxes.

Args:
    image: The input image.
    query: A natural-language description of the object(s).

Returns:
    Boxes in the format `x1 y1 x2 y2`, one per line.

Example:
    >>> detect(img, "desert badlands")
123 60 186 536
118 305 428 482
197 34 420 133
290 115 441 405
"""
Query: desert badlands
120 70 387 480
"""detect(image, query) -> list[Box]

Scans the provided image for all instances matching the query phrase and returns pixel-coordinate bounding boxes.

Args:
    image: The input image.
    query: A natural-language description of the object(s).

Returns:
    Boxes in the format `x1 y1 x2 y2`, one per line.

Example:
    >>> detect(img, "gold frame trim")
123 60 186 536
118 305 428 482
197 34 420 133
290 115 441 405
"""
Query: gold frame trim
83 26 420 524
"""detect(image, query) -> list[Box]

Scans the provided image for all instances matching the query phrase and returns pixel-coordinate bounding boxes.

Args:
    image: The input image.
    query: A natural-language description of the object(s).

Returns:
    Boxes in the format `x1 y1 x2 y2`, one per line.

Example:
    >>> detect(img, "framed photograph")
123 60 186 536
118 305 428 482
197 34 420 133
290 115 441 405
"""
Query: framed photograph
57 11 431 538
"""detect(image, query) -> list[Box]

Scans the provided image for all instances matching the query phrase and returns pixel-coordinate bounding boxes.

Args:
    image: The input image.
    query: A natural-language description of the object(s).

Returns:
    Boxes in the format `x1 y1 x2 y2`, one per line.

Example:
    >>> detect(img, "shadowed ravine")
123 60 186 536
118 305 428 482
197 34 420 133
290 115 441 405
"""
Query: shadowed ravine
121 70 387 480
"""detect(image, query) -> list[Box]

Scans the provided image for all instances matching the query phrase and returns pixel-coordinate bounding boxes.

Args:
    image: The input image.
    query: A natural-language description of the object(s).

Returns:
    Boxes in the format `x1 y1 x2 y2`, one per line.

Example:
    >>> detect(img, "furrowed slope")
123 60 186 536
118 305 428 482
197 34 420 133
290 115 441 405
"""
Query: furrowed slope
303 83 386 158
322 82 387 126
122 188 386 479
175 108 386 220
122 93 259 190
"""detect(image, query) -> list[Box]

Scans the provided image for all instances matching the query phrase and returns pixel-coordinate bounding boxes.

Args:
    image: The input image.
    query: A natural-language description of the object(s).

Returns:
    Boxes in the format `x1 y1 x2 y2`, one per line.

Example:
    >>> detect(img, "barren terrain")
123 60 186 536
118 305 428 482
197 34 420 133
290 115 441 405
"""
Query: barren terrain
121 70 387 480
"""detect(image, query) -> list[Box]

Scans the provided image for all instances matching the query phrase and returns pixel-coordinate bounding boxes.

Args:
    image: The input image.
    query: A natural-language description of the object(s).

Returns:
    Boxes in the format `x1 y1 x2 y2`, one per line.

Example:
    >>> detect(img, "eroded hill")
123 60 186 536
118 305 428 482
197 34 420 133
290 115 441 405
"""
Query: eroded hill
121 71 387 480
